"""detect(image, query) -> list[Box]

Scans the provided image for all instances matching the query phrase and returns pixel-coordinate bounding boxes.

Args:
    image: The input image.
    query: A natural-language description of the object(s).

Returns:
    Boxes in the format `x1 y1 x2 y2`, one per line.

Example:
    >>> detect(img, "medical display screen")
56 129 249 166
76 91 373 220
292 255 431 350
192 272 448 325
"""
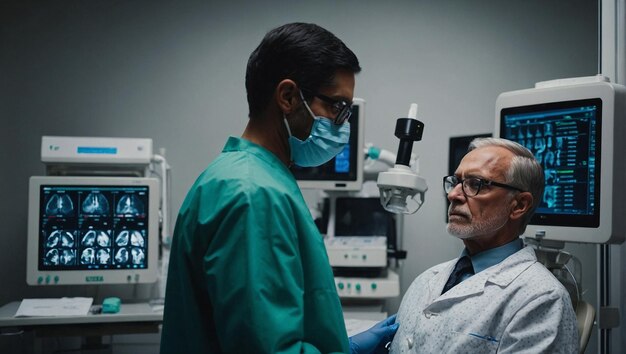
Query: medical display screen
500 98 601 227
291 105 361 182
38 184 150 271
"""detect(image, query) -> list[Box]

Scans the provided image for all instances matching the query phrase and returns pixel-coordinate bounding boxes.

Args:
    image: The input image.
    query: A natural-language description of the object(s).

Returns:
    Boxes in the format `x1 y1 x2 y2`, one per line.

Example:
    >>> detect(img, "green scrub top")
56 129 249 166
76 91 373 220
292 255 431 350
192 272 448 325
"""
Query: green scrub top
160 137 349 353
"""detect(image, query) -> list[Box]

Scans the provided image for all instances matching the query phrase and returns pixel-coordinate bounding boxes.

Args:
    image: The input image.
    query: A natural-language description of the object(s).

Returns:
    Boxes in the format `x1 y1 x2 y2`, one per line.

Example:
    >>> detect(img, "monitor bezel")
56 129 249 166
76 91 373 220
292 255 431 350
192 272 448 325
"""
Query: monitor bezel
27 176 160 285
495 80 625 244
293 98 365 191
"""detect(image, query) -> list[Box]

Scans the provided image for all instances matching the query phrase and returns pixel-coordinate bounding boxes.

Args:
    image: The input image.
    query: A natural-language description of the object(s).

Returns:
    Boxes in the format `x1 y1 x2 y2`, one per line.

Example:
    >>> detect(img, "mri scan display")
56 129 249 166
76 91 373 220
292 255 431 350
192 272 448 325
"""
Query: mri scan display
131 248 145 265
45 193 74 216
96 249 111 264
116 194 145 215
82 192 110 215
39 185 150 271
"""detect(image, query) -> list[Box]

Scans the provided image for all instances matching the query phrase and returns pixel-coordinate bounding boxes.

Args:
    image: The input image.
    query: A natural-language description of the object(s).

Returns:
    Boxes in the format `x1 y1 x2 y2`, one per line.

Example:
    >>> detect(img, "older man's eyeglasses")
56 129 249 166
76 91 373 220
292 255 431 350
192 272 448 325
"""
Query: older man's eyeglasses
443 175 524 197
302 90 352 125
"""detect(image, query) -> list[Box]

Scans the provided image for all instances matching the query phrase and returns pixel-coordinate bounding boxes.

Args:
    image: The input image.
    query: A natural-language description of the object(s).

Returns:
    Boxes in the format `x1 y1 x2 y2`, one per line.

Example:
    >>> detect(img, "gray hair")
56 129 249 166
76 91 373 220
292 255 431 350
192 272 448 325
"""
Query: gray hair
468 137 545 235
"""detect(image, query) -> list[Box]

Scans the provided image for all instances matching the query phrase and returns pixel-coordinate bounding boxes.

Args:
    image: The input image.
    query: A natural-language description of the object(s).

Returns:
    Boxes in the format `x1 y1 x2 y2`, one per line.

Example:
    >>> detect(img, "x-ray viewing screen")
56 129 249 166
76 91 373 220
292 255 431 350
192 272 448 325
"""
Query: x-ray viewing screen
38 184 150 271
500 98 601 227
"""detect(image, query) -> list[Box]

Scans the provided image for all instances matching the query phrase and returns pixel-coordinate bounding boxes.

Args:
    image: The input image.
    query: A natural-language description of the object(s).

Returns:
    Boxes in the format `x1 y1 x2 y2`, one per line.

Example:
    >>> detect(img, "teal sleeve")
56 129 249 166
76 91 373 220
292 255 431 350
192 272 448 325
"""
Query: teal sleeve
203 187 343 353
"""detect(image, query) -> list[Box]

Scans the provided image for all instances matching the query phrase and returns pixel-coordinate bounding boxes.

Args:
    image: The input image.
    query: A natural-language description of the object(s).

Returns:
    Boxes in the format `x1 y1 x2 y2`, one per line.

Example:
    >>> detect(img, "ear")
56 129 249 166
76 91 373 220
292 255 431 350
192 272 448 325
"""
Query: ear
276 79 299 115
509 192 533 221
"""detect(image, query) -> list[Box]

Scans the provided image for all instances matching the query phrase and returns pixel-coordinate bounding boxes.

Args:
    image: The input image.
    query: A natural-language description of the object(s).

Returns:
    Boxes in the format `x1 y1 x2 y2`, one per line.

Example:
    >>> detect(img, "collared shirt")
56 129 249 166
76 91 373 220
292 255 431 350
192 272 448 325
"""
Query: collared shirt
457 238 524 283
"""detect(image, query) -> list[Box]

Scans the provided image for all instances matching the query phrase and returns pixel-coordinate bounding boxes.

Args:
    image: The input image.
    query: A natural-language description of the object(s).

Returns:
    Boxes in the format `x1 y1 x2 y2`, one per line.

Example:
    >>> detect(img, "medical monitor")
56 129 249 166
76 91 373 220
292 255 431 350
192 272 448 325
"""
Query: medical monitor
27 176 160 285
292 98 365 191
495 76 626 244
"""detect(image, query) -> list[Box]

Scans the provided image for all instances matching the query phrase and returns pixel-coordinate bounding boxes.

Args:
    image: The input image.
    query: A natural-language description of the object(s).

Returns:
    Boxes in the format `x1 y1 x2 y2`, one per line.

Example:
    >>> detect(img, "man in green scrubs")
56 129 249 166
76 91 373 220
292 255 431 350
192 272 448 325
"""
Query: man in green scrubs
161 23 398 353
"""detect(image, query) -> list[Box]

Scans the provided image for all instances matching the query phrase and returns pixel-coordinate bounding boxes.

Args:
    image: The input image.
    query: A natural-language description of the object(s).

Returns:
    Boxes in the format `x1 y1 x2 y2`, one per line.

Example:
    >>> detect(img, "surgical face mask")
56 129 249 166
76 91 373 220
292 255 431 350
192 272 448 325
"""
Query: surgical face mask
284 93 351 167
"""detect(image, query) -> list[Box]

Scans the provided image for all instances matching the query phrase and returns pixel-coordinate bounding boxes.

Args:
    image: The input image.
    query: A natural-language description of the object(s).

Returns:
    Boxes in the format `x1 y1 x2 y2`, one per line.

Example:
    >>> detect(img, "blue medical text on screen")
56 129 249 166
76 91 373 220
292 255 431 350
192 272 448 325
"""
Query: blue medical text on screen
502 104 598 217
335 146 350 173
39 185 149 271
77 147 118 155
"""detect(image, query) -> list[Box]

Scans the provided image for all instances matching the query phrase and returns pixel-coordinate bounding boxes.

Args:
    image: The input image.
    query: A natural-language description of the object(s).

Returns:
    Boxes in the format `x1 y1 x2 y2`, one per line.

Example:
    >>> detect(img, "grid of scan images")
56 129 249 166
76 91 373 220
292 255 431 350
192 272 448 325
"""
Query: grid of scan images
39 185 149 270
502 104 598 215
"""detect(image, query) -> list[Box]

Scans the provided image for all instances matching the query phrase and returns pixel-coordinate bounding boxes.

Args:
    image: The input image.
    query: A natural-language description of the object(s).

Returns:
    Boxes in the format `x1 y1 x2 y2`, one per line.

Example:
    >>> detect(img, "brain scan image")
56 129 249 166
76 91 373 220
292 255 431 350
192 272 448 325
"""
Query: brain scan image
131 247 145 265
115 230 130 246
115 248 129 264
47 230 74 248
60 249 76 265
44 249 59 265
81 248 95 264
130 231 145 248
96 231 111 247
45 193 74 216
81 230 109 247
46 231 60 248
60 231 75 248
81 231 96 246
116 195 144 215
82 192 110 215
97 249 111 264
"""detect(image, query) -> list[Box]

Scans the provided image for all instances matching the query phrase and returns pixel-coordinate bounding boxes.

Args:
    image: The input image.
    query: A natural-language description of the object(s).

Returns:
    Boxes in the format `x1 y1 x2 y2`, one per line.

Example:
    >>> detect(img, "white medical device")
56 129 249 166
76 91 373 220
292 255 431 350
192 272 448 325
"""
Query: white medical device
377 104 428 214
27 136 171 286
41 136 153 168
495 75 626 244
27 176 160 285
325 236 388 267
293 98 365 191
321 195 400 299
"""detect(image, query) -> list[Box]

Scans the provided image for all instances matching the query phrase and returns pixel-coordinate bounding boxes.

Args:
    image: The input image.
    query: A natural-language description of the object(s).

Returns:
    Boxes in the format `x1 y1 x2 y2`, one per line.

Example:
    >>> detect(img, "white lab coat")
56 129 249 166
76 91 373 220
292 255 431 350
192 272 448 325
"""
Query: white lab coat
390 246 579 353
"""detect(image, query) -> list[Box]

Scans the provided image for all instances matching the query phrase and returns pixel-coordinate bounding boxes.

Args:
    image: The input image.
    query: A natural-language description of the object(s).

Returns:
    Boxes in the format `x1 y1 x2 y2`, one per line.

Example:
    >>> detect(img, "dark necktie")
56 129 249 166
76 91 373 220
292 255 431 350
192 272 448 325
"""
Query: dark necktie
441 255 474 294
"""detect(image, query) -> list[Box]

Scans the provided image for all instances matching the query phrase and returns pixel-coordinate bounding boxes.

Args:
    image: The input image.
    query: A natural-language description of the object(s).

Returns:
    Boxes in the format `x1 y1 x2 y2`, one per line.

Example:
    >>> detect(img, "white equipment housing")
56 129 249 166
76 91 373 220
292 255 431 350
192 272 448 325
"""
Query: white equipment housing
495 75 626 244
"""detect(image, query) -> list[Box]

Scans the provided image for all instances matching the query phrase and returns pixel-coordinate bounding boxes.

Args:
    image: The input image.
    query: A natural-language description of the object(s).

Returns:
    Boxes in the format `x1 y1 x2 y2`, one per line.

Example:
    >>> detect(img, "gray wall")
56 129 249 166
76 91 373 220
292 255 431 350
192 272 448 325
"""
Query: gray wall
1 0 600 352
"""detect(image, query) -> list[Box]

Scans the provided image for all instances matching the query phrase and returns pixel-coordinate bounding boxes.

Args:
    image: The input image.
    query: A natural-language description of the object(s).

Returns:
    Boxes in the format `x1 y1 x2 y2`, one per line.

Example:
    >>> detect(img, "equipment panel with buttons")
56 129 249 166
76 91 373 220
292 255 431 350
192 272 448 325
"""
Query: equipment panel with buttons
334 270 399 298
325 236 387 267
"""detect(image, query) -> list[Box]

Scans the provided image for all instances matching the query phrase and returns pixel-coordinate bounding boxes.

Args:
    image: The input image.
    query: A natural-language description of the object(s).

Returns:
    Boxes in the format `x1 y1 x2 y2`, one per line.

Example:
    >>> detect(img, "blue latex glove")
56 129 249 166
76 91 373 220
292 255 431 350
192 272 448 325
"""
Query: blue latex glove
349 314 399 354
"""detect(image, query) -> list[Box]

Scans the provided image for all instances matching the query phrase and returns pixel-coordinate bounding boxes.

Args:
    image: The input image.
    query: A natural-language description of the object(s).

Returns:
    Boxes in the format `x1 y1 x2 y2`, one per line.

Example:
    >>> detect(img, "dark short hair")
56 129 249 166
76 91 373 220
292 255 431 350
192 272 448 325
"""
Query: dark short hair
245 22 361 118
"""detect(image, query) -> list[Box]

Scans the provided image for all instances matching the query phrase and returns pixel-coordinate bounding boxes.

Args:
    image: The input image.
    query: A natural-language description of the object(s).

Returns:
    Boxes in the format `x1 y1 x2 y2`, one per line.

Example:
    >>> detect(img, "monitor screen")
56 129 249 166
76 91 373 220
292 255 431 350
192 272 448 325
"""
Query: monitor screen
27 176 160 285
291 98 365 191
500 99 601 228
495 78 626 244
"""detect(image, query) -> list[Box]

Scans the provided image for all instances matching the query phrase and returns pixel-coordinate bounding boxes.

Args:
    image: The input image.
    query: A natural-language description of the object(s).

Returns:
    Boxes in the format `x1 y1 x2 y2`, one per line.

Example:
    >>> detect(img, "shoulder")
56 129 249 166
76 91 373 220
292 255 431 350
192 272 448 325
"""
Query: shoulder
515 247 569 292
498 247 574 309
205 149 297 195
179 150 300 217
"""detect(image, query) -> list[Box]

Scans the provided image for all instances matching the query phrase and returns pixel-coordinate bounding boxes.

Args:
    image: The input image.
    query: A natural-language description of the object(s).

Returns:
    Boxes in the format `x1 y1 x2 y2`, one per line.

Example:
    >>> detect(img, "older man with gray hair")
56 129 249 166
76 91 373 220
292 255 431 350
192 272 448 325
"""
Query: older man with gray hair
390 137 579 353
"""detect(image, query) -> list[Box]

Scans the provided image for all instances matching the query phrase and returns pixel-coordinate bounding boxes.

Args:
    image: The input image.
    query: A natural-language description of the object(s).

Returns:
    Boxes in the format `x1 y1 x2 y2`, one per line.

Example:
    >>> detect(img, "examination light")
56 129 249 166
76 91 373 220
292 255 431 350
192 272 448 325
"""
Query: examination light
376 104 428 214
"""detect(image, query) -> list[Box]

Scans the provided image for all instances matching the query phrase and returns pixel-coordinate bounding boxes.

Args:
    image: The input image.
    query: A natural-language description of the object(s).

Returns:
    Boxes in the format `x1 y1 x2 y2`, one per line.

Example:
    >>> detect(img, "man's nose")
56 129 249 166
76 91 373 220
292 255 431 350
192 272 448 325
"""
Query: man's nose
447 183 466 202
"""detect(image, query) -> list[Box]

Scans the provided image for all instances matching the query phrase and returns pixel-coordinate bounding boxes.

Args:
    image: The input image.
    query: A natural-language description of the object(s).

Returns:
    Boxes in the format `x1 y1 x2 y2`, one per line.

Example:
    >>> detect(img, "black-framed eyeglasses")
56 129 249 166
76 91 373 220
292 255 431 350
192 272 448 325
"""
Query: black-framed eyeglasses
302 89 352 125
443 175 524 197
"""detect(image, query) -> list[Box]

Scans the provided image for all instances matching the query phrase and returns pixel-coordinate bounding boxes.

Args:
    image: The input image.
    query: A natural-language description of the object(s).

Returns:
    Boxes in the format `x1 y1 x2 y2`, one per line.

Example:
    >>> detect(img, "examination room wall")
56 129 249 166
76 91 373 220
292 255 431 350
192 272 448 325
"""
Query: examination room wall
1 0 601 352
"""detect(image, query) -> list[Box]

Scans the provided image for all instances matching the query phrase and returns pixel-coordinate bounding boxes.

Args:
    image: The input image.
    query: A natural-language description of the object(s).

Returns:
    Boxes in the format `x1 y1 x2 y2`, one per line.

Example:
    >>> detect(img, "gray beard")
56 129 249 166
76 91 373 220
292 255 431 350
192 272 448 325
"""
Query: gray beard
447 204 510 240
